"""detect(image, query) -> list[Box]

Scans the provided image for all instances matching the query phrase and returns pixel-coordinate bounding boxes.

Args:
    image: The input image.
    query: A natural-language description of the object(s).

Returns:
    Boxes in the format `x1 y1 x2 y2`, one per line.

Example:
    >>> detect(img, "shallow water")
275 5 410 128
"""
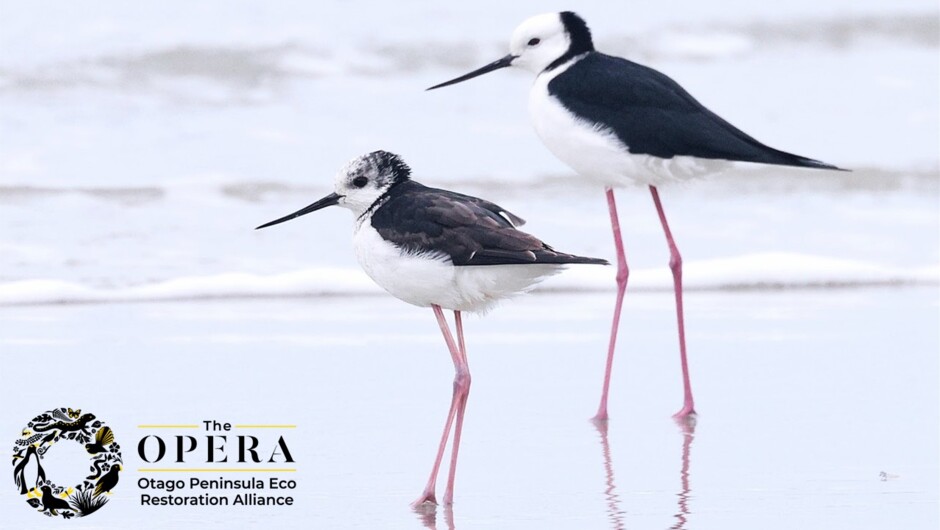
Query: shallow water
0 288 937 528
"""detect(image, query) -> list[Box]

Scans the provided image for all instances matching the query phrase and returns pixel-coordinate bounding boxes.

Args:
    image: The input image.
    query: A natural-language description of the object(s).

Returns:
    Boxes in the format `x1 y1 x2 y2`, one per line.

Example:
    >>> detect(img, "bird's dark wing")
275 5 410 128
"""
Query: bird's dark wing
548 53 839 169
370 181 607 267
454 193 526 227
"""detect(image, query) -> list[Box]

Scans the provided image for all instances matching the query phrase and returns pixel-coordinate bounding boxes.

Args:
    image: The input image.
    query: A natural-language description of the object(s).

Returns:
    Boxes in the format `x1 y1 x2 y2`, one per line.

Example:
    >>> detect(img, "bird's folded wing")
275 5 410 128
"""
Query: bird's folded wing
433 188 526 227
372 185 553 266
548 53 837 169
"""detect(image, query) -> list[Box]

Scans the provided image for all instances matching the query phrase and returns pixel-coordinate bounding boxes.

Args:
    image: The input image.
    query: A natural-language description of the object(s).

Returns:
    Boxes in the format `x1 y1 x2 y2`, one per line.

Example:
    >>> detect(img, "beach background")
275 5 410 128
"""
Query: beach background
0 1 937 528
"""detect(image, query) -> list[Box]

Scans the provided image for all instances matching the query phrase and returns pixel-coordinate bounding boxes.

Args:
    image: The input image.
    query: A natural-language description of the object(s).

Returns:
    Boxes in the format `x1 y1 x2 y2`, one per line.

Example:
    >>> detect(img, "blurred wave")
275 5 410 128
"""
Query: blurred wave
1 166 937 202
0 253 935 306
1 13 935 95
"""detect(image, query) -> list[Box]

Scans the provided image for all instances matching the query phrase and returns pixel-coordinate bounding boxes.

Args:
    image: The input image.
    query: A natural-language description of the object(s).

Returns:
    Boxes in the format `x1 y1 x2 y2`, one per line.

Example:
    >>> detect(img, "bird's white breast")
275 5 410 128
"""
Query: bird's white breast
528 62 726 187
353 221 563 313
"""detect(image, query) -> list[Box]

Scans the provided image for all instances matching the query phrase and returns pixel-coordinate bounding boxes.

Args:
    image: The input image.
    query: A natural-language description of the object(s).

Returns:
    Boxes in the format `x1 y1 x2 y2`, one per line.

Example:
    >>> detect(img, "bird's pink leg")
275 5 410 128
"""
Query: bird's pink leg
593 187 629 423
442 311 471 505
412 305 470 507
649 186 696 418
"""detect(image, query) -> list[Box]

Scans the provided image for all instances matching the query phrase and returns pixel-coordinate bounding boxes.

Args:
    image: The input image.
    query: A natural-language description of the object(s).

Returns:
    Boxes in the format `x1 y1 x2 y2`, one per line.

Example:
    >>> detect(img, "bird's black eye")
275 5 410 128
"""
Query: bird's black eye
352 176 369 188
527 38 541 46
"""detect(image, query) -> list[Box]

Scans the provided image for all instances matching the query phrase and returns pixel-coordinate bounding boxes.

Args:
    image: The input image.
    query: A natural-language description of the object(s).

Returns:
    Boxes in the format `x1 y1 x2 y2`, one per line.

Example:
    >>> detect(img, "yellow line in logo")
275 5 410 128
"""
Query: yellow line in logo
137 425 200 428
138 468 297 472
233 425 297 428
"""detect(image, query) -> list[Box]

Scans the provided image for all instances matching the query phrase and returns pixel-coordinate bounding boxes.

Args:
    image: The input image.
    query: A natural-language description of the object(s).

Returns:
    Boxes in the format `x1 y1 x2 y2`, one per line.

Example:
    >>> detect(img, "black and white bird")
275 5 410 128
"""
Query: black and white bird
256 150 606 506
428 11 841 422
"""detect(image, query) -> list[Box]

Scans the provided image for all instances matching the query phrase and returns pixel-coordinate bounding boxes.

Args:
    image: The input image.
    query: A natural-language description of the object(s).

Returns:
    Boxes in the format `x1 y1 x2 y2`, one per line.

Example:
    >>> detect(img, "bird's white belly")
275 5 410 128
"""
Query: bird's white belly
529 72 726 187
353 223 562 313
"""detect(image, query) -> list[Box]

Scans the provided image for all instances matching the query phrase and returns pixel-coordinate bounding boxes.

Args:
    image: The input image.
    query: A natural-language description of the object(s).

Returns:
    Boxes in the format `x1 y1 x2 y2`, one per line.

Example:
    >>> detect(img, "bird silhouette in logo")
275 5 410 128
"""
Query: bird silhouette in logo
39 485 72 516
85 427 114 455
12 445 46 495
93 464 120 497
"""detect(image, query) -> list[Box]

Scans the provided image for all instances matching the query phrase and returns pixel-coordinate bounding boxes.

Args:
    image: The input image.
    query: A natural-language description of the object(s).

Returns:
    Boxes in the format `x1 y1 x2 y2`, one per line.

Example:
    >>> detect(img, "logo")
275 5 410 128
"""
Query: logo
11 407 122 519
135 420 298 508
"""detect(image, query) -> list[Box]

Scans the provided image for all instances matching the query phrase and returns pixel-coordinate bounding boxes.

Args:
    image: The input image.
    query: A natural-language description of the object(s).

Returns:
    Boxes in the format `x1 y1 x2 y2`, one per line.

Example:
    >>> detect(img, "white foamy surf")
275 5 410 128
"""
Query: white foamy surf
0 253 935 306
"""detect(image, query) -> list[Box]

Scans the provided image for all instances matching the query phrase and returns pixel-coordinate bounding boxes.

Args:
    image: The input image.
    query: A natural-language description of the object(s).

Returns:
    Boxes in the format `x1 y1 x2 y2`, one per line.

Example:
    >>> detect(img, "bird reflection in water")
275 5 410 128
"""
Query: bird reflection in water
593 419 626 530
594 416 697 530
414 502 455 530
412 416 697 530
670 416 696 530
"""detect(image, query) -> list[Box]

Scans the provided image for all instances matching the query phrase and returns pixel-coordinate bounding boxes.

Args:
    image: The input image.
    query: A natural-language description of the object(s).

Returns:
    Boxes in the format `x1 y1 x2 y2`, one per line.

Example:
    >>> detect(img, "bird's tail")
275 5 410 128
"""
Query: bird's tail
537 250 609 265
774 151 845 171
749 142 846 171
707 106 847 170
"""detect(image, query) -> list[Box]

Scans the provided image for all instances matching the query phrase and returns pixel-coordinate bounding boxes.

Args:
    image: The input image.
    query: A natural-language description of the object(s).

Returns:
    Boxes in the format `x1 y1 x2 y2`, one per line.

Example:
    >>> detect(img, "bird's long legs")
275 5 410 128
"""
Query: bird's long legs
412 305 471 507
649 186 695 418
593 187 629 423
443 311 470 505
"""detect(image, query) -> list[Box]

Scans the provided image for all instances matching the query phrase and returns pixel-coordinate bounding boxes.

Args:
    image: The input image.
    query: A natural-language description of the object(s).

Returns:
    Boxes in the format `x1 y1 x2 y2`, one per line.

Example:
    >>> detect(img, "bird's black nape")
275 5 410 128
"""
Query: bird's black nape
560 12 594 52
367 150 412 185
548 11 595 71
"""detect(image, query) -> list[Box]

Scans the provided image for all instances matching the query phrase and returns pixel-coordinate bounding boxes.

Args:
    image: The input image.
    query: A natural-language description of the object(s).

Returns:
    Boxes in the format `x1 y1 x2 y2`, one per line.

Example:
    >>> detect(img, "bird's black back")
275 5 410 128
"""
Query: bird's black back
370 180 607 267
548 53 840 170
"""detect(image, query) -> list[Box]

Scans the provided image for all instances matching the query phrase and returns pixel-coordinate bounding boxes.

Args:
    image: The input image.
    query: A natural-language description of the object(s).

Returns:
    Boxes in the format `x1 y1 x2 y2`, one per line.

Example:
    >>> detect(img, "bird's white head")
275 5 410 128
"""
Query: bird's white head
509 13 577 73
255 151 411 230
427 11 594 89
333 151 411 217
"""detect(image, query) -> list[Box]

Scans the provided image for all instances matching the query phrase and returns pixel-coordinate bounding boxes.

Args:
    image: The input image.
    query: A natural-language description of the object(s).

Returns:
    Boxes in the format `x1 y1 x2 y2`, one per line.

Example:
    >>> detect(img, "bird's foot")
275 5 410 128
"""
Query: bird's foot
590 407 609 425
672 406 697 431
672 404 696 419
412 501 438 528
411 490 437 508
590 413 609 429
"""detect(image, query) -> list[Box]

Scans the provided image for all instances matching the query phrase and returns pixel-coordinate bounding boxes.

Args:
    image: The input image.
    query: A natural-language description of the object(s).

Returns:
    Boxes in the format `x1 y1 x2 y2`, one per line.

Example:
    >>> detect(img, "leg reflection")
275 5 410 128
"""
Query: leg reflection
413 503 455 530
670 416 696 530
593 419 626 530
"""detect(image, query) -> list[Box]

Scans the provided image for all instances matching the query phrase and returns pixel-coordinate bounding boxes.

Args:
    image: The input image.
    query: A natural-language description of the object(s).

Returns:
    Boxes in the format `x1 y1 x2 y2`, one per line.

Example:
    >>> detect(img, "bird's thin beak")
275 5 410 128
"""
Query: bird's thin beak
255 192 342 230
426 54 516 90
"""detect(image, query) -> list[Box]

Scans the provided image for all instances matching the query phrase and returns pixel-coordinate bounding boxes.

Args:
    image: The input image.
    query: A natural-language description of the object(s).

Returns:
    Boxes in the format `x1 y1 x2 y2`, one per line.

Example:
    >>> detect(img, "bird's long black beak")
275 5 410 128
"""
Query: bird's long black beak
255 192 341 230
426 54 516 90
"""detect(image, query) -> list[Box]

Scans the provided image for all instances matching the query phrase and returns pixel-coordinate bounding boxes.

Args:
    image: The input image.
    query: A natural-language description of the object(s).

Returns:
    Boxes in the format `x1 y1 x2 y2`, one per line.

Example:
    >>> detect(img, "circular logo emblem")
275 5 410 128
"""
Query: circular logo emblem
11 407 122 519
